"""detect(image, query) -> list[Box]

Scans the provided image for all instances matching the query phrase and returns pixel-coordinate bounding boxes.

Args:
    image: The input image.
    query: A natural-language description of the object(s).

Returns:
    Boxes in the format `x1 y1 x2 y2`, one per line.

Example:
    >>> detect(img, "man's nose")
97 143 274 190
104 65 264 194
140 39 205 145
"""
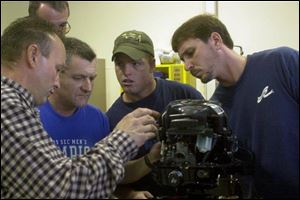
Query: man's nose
54 73 60 89
122 63 134 75
82 78 92 92
184 60 194 71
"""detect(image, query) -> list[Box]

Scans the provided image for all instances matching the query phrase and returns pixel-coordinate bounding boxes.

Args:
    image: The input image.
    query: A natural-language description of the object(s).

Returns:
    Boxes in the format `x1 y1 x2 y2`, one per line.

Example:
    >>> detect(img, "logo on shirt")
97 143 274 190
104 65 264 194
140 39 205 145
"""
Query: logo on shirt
257 86 274 103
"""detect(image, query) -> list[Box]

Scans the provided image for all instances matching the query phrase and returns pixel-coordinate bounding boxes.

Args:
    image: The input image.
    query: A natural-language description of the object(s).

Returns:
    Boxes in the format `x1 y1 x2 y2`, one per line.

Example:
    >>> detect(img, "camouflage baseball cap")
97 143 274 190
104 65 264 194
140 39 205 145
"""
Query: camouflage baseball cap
112 30 154 61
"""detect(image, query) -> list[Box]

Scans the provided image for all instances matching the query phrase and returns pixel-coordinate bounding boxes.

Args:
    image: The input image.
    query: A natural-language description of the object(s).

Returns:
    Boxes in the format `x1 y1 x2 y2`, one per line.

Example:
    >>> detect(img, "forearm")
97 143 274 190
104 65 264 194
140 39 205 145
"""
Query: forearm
122 155 152 184
122 142 161 184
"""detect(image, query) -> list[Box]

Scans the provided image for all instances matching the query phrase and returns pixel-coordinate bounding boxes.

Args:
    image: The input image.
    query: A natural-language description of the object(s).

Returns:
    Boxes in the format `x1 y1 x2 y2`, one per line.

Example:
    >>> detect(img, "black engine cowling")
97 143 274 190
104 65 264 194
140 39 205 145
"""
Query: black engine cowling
152 99 253 198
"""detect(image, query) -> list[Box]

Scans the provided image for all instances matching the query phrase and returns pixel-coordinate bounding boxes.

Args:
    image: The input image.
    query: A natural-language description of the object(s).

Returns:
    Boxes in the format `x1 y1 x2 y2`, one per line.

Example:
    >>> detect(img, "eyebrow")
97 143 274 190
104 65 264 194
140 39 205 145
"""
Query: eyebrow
180 47 195 60
58 22 68 27
57 64 67 71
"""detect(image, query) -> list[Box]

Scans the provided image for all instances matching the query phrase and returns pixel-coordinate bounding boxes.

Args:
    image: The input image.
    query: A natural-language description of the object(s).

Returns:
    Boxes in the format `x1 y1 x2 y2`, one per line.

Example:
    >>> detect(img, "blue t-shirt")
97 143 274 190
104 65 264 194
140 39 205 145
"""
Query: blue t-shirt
211 47 299 198
38 101 110 158
106 77 204 196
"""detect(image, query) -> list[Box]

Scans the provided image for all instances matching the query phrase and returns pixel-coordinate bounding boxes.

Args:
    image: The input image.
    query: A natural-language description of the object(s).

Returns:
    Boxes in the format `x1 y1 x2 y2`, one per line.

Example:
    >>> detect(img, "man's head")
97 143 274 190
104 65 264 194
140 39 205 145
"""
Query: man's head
112 30 154 62
112 30 156 102
1 16 66 105
171 14 234 84
172 14 233 53
28 1 70 35
49 37 97 111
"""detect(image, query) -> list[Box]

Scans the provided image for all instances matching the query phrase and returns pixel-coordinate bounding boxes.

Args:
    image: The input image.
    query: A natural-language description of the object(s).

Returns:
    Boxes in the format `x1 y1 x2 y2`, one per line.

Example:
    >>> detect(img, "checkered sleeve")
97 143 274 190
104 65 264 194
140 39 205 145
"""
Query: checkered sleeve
1 81 139 198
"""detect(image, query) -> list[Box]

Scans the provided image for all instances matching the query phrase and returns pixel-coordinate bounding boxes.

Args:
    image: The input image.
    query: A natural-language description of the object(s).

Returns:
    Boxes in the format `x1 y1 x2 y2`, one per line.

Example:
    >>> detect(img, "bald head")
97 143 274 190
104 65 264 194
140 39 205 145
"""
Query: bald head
28 1 70 35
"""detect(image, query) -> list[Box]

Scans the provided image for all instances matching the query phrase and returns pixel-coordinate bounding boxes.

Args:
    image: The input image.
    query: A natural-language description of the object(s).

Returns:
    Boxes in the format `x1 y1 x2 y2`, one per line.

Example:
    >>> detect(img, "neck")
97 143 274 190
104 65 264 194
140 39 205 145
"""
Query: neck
1 63 30 90
217 49 247 87
48 96 77 117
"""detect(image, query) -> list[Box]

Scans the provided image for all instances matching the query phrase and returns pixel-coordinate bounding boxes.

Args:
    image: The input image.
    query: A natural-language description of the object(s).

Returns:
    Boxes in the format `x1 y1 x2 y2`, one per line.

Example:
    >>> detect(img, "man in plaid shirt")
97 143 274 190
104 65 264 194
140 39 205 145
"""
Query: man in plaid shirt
1 16 159 198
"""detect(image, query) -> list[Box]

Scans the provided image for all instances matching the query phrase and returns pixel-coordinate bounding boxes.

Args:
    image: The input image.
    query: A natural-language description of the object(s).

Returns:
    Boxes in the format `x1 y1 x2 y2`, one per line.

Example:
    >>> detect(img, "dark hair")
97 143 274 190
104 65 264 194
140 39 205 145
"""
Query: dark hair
172 14 234 52
28 1 70 17
1 16 59 66
62 37 96 66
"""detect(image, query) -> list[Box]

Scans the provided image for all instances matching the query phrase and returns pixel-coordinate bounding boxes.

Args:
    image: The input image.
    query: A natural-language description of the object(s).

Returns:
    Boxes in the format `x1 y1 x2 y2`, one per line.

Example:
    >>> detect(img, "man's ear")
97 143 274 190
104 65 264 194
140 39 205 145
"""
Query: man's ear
210 32 223 50
26 44 40 69
149 58 156 73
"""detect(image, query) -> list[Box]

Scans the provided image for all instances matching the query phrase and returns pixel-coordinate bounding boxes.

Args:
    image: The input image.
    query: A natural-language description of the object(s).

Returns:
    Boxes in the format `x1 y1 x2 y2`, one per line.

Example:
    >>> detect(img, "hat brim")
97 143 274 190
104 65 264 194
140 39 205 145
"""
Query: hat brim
112 45 149 61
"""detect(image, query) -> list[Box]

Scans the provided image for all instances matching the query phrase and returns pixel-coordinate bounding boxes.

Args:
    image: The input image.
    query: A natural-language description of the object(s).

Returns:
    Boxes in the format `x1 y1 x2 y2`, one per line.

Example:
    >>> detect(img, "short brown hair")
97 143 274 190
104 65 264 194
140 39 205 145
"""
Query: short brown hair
1 16 59 66
172 14 234 52
62 37 96 66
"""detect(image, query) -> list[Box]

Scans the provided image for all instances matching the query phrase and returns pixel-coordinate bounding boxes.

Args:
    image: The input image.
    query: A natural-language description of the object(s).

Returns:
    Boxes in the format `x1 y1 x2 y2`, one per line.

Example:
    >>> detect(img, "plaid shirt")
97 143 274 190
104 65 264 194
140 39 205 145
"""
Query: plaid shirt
1 76 138 198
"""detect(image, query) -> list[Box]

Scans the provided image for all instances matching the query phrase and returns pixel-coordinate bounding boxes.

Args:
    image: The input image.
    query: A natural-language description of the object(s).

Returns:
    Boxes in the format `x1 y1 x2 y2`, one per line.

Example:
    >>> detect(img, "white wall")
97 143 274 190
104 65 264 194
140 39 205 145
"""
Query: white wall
1 1 28 33
218 1 299 54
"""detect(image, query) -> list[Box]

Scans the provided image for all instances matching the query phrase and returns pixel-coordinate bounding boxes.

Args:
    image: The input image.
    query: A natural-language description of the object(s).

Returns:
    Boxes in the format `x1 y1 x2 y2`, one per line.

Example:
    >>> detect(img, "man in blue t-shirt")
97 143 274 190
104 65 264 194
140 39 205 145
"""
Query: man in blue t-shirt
39 37 110 158
107 30 204 198
39 37 159 196
171 14 299 199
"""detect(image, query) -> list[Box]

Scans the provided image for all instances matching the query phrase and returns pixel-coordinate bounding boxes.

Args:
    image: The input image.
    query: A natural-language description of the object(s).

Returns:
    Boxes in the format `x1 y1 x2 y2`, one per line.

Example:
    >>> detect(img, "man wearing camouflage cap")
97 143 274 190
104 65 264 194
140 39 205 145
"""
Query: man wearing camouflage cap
107 30 204 198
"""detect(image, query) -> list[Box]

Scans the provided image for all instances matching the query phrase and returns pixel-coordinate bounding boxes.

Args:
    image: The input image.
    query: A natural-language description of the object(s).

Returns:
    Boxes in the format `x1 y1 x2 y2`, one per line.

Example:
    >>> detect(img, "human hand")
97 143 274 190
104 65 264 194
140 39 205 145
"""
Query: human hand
115 108 160 147
113 187 154 199
126 190 154 199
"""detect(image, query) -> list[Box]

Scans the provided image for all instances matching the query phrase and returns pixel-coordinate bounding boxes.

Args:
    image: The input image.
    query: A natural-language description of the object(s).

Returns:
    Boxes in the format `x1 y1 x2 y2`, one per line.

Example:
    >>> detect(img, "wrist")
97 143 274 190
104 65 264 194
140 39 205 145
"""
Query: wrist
144 154 154 169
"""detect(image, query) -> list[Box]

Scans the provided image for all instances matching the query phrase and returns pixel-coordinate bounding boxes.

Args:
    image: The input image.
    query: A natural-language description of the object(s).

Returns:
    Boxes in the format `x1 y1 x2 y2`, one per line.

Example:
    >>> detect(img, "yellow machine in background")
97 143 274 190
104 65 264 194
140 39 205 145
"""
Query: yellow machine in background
154 64 196 88
154 64 207 98
155 64 196 88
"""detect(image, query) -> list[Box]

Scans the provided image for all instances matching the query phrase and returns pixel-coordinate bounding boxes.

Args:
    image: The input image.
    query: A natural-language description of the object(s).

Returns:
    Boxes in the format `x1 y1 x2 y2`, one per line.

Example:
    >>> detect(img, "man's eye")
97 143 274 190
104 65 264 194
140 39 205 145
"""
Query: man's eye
56 68 64 74
73 76 84 81
115 62 124 68
59 23 67 28
186 49 195 57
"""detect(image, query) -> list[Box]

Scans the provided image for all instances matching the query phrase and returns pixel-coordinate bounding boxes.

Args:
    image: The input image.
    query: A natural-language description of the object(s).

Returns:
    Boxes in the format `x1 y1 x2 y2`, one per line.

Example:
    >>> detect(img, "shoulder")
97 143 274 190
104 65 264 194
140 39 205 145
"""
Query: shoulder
252 46 298 60
272 46 298 55
248 47 299 73
1 81 30 112
106 96 124 115
1 84 20 107
267 47 298 69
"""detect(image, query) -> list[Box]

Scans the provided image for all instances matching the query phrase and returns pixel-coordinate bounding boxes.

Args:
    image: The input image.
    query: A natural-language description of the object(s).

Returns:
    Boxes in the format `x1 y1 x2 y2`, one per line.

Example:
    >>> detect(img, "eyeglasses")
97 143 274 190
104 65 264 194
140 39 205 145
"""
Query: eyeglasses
234 45 244 56
57 22 71 34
